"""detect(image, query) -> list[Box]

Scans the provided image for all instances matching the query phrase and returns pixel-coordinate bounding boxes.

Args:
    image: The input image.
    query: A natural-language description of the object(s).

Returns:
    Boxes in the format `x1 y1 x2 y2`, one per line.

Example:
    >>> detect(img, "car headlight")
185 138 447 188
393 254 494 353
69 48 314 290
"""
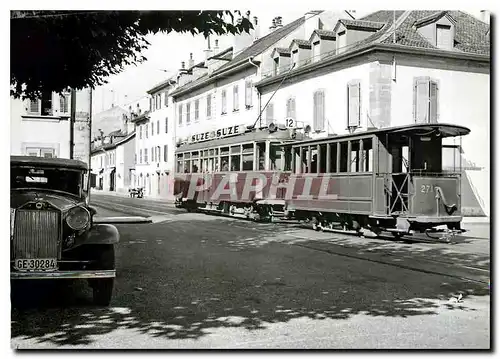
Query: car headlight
66 206 91 230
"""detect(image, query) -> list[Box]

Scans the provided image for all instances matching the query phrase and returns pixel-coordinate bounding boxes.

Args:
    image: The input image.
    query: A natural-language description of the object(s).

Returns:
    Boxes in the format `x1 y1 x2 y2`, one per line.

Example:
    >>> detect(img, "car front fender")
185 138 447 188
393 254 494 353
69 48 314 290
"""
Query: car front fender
74 224 120 248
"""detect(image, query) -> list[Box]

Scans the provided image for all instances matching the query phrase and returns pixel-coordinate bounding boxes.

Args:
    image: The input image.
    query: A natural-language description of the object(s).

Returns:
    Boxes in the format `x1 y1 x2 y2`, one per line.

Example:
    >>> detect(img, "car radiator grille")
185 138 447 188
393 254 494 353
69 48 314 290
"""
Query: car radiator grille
11 210 61 260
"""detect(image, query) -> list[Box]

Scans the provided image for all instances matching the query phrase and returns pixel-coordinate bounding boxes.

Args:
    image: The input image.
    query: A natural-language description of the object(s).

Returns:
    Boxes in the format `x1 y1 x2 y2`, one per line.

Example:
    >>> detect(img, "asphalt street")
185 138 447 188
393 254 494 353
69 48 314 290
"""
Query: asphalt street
11 193 491 349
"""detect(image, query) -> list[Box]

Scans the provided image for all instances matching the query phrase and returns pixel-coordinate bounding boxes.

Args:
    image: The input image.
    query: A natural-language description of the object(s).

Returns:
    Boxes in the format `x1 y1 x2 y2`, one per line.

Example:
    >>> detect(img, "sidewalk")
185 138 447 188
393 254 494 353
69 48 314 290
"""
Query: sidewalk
90 189 175 203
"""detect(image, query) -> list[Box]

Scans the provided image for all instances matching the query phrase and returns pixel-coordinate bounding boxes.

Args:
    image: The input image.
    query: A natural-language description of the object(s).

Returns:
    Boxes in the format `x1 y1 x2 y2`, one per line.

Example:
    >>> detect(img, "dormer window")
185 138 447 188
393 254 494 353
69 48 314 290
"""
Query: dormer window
337 31 346 53
334 19 385 55
436 24 452 49
312 41 320 62
292 50 299 68
414 11 456 51
271 47 291 76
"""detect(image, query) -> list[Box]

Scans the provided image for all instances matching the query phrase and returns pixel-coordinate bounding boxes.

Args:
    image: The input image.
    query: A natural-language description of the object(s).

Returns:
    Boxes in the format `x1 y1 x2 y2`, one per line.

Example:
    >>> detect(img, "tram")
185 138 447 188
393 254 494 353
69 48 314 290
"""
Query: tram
174 122 470 240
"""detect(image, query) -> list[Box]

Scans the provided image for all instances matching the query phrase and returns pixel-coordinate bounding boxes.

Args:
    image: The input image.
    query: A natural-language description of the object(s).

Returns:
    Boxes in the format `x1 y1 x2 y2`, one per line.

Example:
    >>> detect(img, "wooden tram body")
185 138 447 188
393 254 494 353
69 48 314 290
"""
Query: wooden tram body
174 123 470 237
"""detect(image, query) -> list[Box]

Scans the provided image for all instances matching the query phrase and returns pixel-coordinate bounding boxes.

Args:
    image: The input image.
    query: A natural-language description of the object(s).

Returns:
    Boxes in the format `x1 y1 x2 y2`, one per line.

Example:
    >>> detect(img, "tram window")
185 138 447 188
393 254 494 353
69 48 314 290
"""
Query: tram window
220 147 229 155
329 143 337 173
284 147 292 171
258 143 266 170
318 144 327 173
350 140 360 172
270 144 283 171
361 138 373 172
184 152 191 160
242 153 253 171
310 148 318 173
184 160 191 173
230 145 240 155
339 142 348 172
213 157 219 172
192 151 199 159
203 150 208 157
231 154 241 171
192 161 199 173
221 156 229 171
242 144 253 153
209 149 215 156
176 159 183 173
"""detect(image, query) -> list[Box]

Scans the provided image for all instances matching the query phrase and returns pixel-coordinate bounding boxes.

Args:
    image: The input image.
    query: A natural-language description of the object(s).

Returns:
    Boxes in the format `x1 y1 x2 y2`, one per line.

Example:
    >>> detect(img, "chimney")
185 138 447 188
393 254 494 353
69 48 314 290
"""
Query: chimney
253 16 260 41
480 10 490 24
204 35 214 65
188 53 194 68
269 17 276 32
275 16 283 29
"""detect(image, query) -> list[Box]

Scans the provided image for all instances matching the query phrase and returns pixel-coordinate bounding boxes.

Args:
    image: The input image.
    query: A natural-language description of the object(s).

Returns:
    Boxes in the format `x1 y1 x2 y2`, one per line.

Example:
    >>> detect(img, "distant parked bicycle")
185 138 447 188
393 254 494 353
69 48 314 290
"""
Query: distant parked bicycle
129 187 144 198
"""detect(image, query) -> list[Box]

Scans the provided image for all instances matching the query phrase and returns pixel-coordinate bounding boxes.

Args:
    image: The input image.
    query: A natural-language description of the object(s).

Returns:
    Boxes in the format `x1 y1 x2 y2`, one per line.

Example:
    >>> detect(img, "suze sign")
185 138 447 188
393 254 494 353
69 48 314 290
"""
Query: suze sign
189 125 244 144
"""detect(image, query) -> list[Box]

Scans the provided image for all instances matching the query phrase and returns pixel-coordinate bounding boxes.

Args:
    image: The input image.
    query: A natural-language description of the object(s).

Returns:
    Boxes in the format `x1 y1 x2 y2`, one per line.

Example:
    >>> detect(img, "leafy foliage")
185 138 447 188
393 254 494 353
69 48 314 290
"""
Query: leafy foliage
11 11 253 99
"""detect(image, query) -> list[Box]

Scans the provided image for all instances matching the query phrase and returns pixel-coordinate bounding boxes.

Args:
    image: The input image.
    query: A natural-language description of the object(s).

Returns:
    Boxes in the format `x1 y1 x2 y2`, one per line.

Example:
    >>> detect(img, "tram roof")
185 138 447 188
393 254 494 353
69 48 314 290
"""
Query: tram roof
286 123 471 147
175 128 301 153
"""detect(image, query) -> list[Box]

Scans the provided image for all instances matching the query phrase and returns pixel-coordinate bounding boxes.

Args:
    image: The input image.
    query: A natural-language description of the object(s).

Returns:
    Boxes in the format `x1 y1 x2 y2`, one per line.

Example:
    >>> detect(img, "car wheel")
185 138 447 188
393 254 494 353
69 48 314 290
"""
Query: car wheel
93 278 114 306
88 244 115 306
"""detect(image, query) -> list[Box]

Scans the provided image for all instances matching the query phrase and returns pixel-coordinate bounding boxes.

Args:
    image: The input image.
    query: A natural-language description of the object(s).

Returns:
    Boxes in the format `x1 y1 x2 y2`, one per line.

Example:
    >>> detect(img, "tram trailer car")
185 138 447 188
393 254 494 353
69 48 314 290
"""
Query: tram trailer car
174 124 469 238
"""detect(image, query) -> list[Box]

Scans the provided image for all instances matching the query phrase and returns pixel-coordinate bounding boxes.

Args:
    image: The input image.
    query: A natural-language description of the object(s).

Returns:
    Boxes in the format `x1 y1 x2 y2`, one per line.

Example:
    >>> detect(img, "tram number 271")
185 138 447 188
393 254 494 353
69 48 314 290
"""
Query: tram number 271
420 184 435 193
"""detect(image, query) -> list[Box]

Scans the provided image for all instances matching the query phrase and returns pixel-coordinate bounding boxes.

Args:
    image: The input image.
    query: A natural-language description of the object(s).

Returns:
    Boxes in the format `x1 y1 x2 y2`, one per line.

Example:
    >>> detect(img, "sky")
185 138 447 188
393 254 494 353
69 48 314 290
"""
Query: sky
91 9 487 114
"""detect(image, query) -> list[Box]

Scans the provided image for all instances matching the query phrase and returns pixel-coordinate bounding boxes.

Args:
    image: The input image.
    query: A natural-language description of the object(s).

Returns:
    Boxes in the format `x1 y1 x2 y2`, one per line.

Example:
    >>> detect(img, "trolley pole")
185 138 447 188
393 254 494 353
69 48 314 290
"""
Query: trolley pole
88 87 93 194
69 88 77 159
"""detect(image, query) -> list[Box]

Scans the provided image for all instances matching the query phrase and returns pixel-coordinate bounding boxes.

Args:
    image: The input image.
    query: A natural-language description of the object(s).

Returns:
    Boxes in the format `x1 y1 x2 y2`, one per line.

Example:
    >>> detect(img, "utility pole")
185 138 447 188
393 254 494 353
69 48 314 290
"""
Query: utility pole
69 88 76 159
88 88 93 194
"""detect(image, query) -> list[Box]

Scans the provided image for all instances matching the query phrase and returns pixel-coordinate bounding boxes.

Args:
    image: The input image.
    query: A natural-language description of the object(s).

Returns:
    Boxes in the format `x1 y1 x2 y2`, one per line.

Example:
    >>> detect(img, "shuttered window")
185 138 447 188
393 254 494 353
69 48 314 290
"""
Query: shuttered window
144 148 148 163
245 80 253 108
139 125 142 139
413 77 439 124
186 102 191 124
313 90 325 131
164 92 169 107
221 89 227 114
265 103 274 125
165 117 168 133
286 97 296 119
140 149 142 163
157 120 160 134
164 145 168 162
233 85 239 111
347 81 361 128
206 94 212 118
151 122 154 135
195 99 199 120
29 99 39 113
178 104 183 125
59 94 69 113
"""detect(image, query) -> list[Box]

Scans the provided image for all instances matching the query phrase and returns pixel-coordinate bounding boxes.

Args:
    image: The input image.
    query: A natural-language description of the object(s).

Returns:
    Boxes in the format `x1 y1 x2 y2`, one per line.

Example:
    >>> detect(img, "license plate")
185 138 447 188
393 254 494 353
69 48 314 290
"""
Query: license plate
14 258 57 271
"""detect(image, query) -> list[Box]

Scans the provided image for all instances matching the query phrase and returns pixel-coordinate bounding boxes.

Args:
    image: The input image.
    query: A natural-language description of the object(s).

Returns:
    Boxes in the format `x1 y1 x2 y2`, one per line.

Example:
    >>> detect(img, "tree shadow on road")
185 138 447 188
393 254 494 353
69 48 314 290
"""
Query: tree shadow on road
11 219 490 348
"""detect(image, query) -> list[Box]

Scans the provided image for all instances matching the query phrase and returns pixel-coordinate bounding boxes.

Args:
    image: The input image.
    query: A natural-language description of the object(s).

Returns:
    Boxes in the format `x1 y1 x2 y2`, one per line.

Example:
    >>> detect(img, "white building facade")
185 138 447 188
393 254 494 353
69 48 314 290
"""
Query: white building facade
132 78 177 199
255 11 490 216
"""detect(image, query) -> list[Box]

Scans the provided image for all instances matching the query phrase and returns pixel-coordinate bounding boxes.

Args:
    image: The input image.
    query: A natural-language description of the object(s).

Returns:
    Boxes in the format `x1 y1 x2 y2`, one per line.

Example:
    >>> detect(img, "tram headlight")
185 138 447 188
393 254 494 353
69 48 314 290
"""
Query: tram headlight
66 206 91 230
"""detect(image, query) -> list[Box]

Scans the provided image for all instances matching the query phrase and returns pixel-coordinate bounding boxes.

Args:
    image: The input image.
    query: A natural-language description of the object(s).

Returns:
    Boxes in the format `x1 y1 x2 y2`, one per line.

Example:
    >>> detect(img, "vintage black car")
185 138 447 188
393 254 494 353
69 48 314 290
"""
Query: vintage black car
10 156 119 306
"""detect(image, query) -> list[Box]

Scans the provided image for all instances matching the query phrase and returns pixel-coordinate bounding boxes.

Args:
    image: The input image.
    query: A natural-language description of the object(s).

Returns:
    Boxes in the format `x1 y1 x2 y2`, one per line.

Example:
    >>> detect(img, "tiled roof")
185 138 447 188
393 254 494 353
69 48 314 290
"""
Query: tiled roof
414 11 455 27
379 10 490 55
273 47 291 55
170 73 209 97
338 19 386 31
314 29 336 39
290 39 312 48
213 16 305 74
256 10 489 88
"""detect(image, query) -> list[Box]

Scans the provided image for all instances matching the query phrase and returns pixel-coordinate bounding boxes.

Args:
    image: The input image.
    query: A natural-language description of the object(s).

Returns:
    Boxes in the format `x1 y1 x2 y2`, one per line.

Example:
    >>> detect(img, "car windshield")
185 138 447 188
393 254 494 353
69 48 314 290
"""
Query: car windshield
11 166 83 196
